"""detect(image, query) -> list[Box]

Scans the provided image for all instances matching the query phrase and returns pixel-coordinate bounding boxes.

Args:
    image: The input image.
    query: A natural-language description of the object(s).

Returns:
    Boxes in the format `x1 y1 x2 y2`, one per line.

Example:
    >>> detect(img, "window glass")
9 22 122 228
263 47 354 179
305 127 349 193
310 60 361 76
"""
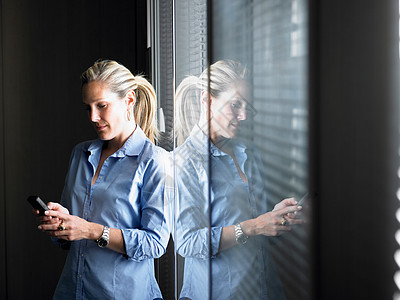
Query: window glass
174 1 211 299
211 1 311 298
173 0 310 299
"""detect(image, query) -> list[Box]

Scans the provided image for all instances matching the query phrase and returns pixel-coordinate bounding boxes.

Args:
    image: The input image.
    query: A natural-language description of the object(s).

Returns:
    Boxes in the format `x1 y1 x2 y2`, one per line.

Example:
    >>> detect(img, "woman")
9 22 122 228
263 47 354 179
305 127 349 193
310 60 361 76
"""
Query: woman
36 60 170 299
174 60 303 299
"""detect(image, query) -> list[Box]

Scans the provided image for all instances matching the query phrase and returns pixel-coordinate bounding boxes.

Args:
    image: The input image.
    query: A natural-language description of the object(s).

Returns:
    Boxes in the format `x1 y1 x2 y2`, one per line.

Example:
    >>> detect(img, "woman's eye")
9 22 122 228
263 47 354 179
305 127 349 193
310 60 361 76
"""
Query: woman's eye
98 104 107 109
231 101 242 109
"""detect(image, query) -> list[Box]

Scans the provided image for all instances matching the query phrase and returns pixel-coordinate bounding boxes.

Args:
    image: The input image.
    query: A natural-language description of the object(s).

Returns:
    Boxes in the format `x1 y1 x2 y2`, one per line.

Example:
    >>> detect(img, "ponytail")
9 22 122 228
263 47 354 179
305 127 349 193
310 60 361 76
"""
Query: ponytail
133 75 158 143
174 76 202 146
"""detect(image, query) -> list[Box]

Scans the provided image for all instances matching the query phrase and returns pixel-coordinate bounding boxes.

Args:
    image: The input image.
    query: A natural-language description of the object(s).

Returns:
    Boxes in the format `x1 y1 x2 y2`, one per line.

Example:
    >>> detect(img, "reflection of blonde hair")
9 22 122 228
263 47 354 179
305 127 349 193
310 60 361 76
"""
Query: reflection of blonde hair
175 59 248 145
81 59 158 143
175 76 202 146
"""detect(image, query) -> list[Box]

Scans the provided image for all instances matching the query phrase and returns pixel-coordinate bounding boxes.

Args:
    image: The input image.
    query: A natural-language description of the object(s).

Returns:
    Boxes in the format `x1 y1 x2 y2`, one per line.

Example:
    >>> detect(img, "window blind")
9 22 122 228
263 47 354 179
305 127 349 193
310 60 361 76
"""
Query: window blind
211 0 310 299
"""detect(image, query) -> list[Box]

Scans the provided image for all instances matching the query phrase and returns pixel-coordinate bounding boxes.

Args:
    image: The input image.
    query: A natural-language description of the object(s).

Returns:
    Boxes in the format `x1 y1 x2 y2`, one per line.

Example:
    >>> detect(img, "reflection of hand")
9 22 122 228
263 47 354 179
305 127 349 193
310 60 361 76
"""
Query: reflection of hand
242 202 302 237
273 197 304 224
273 197 297 211
38 209 99 242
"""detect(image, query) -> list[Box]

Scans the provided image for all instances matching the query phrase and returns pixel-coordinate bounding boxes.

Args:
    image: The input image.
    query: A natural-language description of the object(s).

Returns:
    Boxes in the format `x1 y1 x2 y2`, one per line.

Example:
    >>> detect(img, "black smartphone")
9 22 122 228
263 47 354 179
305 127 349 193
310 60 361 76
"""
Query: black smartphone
27 195 49 216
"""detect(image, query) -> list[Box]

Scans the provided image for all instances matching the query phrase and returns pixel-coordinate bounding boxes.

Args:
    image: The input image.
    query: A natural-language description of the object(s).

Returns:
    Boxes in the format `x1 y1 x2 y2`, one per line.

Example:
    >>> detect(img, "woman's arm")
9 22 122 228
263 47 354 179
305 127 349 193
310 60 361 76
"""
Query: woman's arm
219 198 303 252
175 160 223 259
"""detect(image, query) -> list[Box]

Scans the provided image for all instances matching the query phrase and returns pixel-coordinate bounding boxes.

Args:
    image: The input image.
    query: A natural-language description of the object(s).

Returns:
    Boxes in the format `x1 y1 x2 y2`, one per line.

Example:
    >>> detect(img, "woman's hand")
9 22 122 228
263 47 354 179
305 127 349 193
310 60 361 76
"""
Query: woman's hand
32 202 70 225
273 197 304 224
38 209 102 242
242 201 303 237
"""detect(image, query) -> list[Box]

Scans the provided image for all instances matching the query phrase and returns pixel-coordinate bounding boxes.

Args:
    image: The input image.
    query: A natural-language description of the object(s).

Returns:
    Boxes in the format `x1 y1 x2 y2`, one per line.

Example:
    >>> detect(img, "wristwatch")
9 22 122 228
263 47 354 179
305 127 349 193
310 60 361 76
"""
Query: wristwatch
234 223 248 245
96 225 110 248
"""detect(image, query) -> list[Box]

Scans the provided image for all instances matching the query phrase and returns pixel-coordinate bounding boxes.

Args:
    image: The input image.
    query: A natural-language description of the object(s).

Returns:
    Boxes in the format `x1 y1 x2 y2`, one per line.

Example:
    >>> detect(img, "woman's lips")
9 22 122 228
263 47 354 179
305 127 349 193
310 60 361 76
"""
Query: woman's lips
95 124 107 131
230 122 239 128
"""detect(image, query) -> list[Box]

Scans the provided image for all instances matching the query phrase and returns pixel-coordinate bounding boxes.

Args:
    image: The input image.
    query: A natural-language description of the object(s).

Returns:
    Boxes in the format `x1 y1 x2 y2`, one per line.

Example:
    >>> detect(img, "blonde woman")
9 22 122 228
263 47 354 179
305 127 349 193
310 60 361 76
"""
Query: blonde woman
174 60 303 299
35 60 169 299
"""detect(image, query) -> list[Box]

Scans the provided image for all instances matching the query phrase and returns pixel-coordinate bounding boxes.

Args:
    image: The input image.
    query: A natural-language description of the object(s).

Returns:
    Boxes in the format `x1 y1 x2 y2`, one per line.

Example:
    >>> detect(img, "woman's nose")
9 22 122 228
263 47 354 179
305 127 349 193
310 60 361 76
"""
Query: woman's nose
237 107 247 121
89 109 100 123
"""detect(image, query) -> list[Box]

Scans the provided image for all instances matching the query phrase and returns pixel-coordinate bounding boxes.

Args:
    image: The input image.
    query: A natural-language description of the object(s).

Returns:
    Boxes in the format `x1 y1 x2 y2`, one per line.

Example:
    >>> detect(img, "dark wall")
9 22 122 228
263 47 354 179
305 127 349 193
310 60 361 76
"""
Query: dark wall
0 1 147 299
312 0 399 299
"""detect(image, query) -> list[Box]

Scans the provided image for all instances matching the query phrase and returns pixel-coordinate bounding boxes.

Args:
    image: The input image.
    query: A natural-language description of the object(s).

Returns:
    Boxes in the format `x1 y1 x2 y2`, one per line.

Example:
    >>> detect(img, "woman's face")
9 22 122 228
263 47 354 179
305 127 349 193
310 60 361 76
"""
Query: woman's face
210 82 249 140
82 81 131 144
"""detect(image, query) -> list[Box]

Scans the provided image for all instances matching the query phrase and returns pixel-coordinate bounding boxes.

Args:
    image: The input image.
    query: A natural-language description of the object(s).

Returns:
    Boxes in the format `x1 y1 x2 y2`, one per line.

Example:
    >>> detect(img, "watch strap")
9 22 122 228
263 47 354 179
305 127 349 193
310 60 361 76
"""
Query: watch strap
234 223 248 245
96 225 110 248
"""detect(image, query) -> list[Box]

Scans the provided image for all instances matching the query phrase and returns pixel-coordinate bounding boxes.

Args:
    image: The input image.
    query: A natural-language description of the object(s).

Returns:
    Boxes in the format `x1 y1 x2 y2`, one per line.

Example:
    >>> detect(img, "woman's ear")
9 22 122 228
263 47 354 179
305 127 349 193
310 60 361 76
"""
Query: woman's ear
201 90 214 120
201 90 211 104
125 90 136 110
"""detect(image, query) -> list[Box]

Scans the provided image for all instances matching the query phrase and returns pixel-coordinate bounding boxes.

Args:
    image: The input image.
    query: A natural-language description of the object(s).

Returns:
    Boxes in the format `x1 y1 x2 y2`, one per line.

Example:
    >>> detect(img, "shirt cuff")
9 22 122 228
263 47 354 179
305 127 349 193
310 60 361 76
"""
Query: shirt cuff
210 227 223 257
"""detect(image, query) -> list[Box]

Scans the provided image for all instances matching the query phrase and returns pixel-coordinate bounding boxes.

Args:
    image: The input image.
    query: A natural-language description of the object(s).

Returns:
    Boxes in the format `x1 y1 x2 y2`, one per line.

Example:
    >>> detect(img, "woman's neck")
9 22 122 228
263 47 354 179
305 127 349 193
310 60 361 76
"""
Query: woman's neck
212 135 234 155
104 123 137 153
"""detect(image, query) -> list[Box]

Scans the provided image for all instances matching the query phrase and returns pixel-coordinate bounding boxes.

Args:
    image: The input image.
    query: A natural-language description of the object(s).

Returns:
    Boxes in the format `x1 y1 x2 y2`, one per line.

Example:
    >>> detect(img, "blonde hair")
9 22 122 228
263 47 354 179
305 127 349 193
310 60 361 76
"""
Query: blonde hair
175 76 202 146
175 59 248 145
81 59 158 143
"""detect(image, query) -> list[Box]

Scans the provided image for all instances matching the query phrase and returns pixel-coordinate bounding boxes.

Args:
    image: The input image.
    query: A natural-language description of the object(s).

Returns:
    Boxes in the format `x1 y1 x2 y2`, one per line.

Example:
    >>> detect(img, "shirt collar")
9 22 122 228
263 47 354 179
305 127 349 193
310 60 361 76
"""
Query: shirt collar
189 124 246 157
85 125 148 158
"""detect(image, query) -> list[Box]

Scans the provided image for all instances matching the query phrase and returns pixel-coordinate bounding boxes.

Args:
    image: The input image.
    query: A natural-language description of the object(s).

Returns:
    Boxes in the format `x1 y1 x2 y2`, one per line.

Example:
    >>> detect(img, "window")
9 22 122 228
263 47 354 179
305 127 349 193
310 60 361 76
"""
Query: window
172 0 311 299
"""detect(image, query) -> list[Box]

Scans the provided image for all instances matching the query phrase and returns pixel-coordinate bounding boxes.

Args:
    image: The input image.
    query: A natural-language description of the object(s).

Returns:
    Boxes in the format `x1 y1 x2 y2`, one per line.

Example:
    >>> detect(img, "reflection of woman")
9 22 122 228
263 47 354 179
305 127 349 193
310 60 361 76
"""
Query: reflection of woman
174 60 302 299
36 60 170 299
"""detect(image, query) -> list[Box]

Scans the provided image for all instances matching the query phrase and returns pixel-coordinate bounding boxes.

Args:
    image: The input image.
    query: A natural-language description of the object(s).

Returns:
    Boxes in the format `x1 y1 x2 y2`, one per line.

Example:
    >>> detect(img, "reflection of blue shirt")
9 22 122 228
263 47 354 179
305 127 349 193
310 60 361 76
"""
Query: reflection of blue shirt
53 126 170 300
175 125 284 300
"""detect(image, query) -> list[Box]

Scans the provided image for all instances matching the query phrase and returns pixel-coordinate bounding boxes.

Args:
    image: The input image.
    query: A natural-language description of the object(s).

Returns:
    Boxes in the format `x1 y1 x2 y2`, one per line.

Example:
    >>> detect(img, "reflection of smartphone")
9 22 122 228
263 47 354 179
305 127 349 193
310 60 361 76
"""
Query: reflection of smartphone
297 193 310 206
27 196 49 216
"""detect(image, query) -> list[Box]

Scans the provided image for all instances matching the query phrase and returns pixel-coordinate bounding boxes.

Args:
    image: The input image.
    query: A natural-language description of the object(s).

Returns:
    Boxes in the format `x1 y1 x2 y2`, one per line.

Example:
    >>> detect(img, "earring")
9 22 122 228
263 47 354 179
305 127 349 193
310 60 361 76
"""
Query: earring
126 110 131 121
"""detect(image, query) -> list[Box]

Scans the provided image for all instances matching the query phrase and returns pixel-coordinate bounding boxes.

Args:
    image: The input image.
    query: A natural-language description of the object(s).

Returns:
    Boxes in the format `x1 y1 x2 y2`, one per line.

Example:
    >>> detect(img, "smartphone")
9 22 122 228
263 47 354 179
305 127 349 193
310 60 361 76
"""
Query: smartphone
297 193 310 206
27 195 49 216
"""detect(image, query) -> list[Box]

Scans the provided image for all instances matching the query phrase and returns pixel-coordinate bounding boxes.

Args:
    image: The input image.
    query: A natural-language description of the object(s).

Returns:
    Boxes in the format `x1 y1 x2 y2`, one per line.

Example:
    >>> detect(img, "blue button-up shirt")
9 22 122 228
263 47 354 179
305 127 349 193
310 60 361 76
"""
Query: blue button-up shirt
53 126 170 300
175 125 285 300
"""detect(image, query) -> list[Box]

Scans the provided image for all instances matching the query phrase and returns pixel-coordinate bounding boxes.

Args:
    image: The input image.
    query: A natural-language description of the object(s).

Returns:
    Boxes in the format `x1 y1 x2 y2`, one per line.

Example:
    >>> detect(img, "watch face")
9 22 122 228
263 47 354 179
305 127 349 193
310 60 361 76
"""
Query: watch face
97 238 108 248
237 234 247 244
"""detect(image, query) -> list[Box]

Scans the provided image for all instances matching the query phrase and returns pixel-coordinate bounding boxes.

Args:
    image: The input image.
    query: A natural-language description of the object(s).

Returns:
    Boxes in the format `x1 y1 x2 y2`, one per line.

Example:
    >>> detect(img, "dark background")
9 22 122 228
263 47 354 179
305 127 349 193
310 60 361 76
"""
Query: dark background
310 0 399 299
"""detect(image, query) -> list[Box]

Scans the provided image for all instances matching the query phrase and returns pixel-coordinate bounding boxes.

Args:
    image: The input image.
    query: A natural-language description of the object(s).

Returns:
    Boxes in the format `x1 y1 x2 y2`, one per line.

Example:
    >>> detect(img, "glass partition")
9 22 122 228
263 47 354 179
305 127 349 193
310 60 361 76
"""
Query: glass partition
173 0 310 299
174 1 210 299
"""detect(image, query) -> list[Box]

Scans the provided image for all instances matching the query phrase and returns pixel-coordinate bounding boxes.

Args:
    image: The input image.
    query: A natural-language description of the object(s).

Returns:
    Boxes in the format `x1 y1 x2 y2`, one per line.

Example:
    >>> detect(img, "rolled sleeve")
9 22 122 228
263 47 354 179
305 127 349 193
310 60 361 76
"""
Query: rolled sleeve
122 149 170 261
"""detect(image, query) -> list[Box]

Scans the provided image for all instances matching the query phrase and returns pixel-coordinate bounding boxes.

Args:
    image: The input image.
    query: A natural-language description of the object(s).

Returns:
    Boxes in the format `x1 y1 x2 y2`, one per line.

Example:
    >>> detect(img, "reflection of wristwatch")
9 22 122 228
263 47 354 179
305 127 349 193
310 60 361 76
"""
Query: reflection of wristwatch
234 223 248 245
96 226 110 248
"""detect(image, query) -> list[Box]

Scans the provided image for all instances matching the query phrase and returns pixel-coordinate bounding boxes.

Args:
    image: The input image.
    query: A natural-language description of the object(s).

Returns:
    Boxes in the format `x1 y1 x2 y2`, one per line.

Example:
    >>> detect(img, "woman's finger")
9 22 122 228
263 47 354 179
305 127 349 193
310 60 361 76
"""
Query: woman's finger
44 209 67 220
275 205 302 217
46 202 60 210
273 197 298 211
286 210 303 219
282 197 297 205
38 217 64 230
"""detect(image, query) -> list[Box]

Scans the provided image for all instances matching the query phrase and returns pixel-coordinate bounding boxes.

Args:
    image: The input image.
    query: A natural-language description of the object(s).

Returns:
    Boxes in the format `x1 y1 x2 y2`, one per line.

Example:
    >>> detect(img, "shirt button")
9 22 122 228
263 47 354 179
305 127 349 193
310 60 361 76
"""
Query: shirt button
79 274 82 278
99 176 103 180
81 253 84 257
